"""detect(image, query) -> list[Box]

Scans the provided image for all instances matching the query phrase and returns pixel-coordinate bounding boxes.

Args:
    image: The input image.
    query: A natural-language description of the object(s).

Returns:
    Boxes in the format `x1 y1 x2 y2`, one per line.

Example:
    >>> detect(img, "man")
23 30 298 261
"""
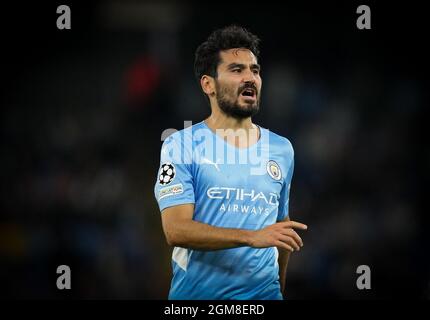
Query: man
154 25 307 300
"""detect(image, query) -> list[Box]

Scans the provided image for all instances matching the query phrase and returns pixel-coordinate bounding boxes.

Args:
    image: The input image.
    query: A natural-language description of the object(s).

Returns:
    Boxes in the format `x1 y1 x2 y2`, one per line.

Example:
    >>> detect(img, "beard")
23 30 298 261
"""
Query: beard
215 81 260 119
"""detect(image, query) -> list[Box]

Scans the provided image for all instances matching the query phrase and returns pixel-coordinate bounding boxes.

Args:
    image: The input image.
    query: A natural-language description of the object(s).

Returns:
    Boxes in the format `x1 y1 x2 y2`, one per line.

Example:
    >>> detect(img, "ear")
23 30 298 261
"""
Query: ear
200 75 215 97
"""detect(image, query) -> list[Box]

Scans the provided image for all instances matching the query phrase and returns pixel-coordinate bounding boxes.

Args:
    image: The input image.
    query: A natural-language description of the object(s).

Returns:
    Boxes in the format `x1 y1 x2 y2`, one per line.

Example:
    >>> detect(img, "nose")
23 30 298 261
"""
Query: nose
241 67 260 88
242 69 257 83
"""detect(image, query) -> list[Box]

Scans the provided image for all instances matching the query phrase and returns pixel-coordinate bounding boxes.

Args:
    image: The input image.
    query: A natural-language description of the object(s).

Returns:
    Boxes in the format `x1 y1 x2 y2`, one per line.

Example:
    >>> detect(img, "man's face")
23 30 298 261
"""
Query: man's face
214 48 262 119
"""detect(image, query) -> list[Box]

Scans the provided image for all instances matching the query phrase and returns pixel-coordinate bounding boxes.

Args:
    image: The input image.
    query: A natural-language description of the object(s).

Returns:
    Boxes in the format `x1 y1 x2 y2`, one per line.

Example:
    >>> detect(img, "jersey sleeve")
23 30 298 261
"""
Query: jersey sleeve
277 145 294 222
154 133 195 213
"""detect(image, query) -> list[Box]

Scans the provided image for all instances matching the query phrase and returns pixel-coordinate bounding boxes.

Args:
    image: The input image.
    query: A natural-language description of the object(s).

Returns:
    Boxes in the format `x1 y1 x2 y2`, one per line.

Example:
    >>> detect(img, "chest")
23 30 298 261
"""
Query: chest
193 157 284 204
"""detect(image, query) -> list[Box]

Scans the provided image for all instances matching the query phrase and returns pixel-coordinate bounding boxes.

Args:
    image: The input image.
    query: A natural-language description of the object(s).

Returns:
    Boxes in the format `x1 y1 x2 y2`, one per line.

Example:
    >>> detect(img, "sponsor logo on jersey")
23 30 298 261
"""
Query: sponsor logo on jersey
207 187 279 216
207 187 278 205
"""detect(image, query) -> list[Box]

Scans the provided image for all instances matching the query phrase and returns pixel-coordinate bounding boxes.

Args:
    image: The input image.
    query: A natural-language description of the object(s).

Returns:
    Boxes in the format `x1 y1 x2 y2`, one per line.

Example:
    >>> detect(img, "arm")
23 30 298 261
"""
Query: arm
161 204 252 250
161 204 307 251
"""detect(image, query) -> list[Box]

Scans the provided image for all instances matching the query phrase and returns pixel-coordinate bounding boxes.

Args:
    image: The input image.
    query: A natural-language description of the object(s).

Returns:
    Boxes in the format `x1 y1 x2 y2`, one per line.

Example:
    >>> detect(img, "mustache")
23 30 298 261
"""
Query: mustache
238 83 258 95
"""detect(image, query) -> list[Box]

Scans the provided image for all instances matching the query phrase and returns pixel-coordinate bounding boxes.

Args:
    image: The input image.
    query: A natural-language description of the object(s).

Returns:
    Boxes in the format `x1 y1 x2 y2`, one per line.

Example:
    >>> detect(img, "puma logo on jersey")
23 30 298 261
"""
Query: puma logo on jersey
201 157 221 172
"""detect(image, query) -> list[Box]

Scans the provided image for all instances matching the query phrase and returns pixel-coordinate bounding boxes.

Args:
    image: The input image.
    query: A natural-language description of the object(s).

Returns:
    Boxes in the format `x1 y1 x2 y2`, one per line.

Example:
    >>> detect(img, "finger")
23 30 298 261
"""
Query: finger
278 235 300 251
275 241 294 252
282 221 308 230
281 229 303 247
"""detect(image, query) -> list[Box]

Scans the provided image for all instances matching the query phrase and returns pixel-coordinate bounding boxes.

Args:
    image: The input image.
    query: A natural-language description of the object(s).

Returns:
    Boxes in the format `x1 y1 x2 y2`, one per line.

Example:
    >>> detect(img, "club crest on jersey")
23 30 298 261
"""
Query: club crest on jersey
267 160 282 181
158 163 175 185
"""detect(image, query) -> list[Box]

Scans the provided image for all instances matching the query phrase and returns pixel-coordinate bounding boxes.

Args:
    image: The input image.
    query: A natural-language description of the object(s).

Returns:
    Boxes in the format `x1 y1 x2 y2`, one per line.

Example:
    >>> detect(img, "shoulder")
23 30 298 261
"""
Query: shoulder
259 125 294 157
162 121 205 148
259 126 295 180
160 122 207 164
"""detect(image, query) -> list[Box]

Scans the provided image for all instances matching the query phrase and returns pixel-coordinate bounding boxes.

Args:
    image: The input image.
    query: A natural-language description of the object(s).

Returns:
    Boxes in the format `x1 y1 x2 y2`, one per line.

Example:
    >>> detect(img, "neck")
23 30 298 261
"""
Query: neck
205 103 255 131
204 103 260 149
205 114 254 131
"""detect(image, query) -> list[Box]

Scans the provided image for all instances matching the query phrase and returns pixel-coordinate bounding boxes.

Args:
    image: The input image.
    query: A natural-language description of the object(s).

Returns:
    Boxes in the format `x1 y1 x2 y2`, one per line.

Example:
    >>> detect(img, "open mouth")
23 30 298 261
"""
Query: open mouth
240 88 256 98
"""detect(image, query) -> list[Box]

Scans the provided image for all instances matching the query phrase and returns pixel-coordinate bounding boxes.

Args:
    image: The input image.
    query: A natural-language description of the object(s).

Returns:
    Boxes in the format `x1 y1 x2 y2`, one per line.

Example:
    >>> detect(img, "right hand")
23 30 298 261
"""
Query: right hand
250 220 308 252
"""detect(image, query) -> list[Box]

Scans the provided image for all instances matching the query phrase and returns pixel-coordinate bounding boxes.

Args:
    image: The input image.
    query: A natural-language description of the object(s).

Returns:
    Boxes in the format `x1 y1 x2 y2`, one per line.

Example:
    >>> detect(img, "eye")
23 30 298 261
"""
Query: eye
232 69 241 73
252 69 260 75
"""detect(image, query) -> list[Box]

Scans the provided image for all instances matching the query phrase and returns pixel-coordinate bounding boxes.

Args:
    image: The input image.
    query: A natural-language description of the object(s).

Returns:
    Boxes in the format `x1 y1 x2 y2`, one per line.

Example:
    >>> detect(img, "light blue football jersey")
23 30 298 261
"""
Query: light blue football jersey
154 121 294 300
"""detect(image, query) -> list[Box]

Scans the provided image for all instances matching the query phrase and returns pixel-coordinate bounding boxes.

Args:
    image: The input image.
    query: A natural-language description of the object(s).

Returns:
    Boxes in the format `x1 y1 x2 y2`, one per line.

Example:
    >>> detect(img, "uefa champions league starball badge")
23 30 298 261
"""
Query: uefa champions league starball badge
158 163 176 185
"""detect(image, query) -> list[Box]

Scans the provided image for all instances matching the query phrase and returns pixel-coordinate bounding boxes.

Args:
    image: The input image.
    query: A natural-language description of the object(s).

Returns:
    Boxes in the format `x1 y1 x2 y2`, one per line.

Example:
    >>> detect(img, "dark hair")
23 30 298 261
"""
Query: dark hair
194 25 260 82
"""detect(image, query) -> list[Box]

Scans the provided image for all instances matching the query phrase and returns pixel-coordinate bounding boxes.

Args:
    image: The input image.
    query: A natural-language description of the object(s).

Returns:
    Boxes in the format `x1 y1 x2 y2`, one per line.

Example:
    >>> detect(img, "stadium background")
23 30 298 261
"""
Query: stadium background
1 1 427 299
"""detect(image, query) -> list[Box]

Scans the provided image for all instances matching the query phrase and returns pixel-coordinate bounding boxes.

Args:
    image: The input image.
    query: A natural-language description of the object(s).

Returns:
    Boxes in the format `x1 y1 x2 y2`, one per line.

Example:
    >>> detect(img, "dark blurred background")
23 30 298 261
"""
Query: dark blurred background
1 1 427 299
